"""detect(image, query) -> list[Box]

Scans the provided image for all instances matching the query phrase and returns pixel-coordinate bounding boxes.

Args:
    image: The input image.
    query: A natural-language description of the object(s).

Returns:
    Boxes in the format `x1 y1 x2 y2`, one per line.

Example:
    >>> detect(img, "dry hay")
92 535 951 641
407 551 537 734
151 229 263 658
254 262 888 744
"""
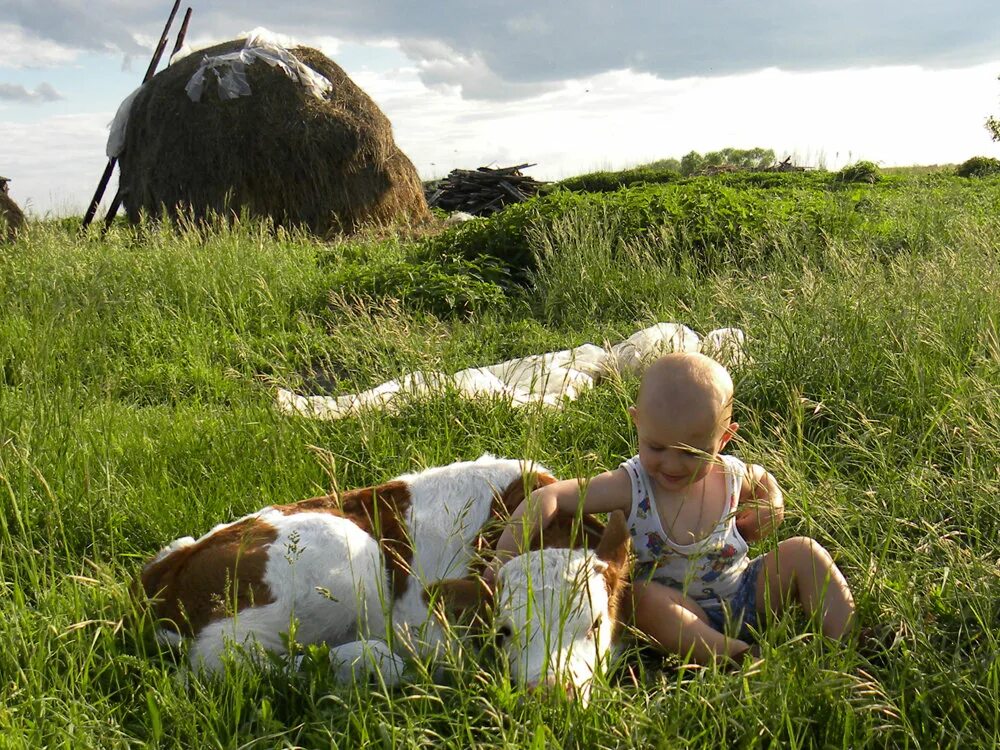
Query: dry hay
0 192 25 243
118 39 430 235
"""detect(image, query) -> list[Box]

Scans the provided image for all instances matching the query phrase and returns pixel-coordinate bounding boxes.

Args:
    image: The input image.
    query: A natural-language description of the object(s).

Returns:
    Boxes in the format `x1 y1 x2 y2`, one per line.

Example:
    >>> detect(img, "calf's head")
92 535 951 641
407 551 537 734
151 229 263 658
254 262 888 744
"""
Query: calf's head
434 511 630 702
495 511 629 701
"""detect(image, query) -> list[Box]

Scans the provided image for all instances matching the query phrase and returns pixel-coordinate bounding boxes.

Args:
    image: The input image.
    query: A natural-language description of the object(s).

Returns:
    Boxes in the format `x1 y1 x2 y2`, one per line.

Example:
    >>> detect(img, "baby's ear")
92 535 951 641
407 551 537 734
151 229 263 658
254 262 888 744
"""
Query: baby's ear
721 421 739 446
627 405 639 426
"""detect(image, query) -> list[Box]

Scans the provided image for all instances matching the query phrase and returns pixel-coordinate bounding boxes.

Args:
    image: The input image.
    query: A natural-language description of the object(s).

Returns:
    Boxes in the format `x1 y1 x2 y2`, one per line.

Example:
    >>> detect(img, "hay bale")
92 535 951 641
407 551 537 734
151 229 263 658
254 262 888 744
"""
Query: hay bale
0 182 25 243
118 38 430 234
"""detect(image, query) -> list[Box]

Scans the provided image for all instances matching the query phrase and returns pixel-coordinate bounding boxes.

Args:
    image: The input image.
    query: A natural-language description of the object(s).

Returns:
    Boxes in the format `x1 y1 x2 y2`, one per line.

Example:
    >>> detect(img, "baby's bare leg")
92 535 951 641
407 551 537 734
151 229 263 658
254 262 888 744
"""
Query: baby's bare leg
755 536 855 638
632 580 751 664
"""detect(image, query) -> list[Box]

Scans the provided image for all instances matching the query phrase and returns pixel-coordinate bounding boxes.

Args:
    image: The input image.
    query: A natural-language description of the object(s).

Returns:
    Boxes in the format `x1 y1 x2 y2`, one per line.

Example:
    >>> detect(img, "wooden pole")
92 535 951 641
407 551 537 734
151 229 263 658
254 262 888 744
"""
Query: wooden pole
102 5 193 234
171 8 193 61
81 0 182 231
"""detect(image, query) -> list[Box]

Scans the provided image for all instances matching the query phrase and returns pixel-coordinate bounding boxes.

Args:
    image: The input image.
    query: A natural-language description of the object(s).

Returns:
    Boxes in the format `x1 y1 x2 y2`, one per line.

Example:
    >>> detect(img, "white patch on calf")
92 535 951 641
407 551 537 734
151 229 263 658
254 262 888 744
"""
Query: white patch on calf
185 509 389 672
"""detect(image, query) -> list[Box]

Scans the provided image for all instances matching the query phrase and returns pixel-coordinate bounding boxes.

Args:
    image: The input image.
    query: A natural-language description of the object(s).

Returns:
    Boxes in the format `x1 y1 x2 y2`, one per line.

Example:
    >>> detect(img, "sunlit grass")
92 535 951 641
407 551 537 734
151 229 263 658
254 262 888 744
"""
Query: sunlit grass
0 178 998 747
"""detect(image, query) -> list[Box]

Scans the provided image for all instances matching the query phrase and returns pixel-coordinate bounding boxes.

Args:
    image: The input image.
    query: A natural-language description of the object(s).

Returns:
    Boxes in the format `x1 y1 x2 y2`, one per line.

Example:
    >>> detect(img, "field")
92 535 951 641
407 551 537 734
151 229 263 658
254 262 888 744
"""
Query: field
1 171 998 747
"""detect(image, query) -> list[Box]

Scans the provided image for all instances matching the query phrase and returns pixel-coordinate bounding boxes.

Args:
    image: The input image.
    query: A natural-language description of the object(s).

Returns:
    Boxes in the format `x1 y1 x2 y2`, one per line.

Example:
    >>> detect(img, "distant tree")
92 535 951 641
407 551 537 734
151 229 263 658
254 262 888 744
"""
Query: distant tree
678 147 776 175
742 147 777 169
680 151 705 176
703 150 726 168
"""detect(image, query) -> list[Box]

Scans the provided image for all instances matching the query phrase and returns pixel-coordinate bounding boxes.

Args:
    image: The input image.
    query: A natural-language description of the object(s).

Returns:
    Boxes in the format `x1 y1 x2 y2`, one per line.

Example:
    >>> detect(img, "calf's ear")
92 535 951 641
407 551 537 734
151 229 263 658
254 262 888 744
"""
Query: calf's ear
423 577 493 614
595 510 630 570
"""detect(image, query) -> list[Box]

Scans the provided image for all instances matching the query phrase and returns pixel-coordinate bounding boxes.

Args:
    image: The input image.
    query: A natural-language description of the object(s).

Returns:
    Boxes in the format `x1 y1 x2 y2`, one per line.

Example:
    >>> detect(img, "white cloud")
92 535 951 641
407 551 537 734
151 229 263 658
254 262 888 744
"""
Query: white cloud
0 23 79 68
5 1 145 57
398 38 558 100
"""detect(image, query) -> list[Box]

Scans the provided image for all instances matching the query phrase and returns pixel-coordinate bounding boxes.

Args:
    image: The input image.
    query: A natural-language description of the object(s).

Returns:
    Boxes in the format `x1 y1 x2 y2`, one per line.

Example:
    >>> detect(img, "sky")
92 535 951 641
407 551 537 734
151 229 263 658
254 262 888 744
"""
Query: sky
2 1 1000 216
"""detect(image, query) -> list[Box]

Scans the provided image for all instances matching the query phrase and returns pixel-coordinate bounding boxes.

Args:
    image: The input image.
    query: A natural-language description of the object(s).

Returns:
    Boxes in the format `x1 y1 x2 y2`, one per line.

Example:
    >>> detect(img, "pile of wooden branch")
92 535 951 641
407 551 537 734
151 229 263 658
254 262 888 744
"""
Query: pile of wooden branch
699 157 807 177
426 164 547 216
697 164 742 176
762 156 807 173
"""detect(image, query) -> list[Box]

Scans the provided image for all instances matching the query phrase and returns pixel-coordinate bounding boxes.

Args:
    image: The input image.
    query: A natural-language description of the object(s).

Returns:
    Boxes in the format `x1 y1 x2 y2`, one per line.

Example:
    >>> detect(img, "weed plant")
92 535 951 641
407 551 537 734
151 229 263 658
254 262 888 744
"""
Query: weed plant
0 175 997 746
956 156 1000 178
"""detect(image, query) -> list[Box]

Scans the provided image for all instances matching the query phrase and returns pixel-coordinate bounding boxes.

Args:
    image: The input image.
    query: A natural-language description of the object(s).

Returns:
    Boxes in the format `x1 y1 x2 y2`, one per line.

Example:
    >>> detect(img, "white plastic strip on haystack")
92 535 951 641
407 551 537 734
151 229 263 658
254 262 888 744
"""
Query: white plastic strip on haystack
275 322 748 421
185 28 333 103
107 86 144 158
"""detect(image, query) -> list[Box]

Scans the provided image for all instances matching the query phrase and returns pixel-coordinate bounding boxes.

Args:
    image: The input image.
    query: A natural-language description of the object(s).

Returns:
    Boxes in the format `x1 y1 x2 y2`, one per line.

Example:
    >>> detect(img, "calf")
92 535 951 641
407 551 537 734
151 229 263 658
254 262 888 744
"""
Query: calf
436 509 632 702
140 454 633 696
140 454 554 683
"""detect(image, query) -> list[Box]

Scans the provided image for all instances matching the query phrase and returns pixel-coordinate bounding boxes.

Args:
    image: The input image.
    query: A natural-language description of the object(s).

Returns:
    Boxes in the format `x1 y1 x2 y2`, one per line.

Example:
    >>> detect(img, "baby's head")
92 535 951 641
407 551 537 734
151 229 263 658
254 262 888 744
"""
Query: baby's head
628 352 737 490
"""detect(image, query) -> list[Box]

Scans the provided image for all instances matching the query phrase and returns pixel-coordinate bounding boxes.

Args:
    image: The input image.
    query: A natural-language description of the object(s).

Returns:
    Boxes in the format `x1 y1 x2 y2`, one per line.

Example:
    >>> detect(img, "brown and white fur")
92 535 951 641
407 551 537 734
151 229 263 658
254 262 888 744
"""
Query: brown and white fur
140 454 559 683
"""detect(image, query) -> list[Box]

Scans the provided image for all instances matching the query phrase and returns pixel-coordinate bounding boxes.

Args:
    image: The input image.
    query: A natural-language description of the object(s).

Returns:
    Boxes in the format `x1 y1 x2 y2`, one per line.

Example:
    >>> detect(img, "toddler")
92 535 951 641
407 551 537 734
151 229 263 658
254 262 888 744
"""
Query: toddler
491 352 855 664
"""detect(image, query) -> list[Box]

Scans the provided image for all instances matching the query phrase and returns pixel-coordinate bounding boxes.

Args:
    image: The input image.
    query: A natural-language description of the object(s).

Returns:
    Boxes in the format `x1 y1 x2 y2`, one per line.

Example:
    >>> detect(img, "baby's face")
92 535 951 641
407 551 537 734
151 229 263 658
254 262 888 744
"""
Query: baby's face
632 405 728 492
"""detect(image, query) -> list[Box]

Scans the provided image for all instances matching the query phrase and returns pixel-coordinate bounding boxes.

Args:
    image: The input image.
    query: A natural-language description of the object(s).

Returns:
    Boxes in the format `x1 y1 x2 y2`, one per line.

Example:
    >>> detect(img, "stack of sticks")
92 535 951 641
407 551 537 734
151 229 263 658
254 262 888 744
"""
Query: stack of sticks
764 156 807 172
426 164 547 216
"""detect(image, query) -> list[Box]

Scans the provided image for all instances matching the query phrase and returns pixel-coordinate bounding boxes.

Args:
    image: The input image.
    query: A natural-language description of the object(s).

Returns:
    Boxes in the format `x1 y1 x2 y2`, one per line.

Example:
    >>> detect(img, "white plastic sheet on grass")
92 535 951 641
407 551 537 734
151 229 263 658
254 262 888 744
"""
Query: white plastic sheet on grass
185 28 332 103
275 322 749 421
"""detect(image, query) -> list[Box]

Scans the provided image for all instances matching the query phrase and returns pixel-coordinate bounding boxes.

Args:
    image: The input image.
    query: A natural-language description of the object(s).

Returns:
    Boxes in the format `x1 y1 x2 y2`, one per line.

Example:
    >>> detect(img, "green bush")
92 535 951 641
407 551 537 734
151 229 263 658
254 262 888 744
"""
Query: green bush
709 170 830 190
680 147 777 175
425 181 837 279
557 167 680 193
955 156 1000 178
836 160 881 183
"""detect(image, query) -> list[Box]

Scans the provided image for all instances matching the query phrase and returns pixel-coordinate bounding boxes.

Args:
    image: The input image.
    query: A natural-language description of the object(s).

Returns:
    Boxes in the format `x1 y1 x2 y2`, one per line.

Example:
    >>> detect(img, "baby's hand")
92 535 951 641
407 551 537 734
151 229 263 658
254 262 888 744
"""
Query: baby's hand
481 552 511 589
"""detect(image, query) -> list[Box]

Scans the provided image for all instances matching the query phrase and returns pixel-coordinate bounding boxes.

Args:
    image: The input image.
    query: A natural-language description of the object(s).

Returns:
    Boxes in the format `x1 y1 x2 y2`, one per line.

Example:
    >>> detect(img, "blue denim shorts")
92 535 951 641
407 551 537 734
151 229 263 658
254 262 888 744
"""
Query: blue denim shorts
698 557 763 641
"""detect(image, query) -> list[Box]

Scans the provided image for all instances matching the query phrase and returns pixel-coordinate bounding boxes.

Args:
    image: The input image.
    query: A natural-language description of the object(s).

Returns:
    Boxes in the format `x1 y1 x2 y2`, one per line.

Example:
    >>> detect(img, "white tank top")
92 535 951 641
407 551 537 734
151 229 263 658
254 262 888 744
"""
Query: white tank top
621 453 751 601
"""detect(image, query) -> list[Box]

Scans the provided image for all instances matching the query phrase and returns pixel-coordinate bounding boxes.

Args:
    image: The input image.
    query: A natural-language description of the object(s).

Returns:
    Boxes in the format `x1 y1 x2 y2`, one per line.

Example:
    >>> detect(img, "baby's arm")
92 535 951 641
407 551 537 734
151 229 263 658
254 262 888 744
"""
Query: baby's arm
735 464 785 542
490 469 632 573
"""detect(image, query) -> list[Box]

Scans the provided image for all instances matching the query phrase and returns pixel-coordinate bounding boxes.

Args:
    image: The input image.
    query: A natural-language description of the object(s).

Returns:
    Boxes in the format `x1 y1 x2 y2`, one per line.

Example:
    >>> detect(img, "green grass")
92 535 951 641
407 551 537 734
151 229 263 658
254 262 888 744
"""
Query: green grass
0 174 998 747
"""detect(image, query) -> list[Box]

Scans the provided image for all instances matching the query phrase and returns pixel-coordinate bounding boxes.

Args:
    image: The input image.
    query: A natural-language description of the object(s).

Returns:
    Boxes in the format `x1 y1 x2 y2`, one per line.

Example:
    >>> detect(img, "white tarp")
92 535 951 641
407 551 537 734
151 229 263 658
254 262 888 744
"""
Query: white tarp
185 28 332 103
276 322 748 421
107 86 143 158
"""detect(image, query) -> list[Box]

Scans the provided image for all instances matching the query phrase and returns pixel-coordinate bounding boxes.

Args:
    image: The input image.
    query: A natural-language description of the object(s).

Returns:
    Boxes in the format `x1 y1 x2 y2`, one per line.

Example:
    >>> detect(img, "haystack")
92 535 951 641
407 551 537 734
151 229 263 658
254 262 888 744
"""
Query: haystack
117 37 430 234
0 178 25 243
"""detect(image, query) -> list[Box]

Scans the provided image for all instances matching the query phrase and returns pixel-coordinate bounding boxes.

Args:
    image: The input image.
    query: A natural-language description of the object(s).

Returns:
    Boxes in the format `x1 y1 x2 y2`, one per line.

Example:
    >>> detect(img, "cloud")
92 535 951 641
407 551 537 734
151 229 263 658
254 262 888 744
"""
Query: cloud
0 23 79 68
0 82 63 103
5 2 1000 98
0 111 114 217
397 38 558 100
3 1 146 57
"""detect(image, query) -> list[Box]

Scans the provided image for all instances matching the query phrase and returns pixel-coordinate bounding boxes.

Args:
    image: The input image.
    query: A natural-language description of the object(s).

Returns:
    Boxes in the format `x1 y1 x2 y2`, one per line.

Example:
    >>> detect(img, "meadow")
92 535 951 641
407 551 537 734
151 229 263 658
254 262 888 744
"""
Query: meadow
0 170 998 747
